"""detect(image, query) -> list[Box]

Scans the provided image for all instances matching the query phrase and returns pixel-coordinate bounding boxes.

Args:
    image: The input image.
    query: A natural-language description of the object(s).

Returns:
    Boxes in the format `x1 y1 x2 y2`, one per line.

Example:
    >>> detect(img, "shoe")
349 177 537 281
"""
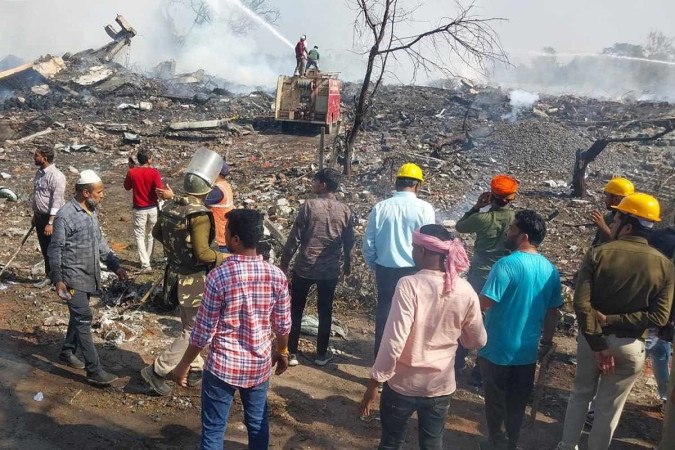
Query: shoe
187 370 203 387
86 370 119 386
141 364 171 396
59 352 85 370
33 278 51 289
314 351 334 366
288 354 299 367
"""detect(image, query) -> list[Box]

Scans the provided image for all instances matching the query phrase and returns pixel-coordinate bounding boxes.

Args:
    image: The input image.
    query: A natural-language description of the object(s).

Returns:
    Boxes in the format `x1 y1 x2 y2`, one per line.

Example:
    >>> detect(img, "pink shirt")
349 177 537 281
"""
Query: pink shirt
371 270 487 397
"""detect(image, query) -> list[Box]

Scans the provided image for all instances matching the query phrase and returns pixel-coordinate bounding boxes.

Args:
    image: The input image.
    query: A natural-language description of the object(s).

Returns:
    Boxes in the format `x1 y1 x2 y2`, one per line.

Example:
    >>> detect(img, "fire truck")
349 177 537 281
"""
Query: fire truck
274 69 341 134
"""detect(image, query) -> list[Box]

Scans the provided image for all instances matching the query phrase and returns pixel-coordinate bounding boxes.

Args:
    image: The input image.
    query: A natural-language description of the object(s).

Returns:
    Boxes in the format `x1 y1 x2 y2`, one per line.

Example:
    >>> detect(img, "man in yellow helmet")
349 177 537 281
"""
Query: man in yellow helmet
363 163 435 358
591 177 634 245
558 193 674 450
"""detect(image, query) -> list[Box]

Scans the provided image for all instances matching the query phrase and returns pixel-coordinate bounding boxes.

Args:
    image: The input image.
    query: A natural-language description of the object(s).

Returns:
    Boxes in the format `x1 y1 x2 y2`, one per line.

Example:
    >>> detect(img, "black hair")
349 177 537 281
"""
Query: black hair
314 168 341 192
492 196 510 207
618 214 653 239
226 209 264 249
137 149 151 165
419 224 454 269
395 177 420 189
419 224 454 241
75 183 94 193
514 210 547 246
314 46 318 49
37 147 55 163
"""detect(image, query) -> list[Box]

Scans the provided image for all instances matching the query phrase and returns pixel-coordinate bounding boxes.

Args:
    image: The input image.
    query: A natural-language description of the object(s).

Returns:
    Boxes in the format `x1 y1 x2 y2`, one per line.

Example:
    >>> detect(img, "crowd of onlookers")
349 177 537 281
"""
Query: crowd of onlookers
30 145 673 449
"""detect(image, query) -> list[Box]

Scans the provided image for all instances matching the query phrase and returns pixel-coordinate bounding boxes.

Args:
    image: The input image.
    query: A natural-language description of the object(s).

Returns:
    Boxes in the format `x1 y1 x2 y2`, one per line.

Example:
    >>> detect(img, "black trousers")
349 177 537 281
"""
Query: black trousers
478 356 536 448
288 273 338 357
61 290 103 375
374 265 417 357
34 213 52 277
378 384 451 450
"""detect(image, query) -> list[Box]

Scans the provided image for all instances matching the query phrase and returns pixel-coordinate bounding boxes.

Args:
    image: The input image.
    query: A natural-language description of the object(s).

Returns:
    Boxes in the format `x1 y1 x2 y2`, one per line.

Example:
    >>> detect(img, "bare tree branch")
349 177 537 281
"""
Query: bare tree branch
342 0 508 174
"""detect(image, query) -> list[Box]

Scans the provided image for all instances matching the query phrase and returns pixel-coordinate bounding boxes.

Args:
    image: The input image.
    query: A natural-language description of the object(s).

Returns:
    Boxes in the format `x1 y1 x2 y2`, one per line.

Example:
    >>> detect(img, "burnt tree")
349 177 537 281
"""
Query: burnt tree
572 123 674 197
343 1 507 175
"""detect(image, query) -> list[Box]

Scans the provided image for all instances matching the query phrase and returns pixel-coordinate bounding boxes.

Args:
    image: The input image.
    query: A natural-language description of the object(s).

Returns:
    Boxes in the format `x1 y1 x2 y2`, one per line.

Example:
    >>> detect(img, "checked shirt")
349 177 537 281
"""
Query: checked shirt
190 254 291 388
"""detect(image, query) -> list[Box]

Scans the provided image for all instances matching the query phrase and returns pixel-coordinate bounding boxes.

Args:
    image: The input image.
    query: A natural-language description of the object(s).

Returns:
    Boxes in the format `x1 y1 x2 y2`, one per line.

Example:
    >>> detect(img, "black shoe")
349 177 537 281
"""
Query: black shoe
59 352 85 370
141 365 171 396
187 370 203 387
86 370 119 386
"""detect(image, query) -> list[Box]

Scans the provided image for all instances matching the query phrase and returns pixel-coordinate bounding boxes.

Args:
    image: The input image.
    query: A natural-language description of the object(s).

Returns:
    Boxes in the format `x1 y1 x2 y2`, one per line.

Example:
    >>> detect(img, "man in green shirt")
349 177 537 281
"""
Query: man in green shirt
456 174 519 292
591 177 634 246
307 46 320 71
454 174 518 385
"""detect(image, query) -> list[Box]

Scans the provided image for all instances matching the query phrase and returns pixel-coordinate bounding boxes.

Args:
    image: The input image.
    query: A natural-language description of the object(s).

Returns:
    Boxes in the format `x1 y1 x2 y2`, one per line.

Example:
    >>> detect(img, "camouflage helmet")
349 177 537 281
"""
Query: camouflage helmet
183 173 212 196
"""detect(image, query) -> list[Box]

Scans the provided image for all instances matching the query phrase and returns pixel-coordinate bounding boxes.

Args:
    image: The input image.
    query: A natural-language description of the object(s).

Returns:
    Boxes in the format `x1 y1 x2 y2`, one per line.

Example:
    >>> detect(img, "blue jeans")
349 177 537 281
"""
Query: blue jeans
378 384 451 450
648 338 672 401
201 371 269 450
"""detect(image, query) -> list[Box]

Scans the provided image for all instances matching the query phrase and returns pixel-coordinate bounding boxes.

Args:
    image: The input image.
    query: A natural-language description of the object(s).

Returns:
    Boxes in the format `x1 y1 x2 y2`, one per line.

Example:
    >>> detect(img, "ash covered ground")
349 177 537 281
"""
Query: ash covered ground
0 42 673 449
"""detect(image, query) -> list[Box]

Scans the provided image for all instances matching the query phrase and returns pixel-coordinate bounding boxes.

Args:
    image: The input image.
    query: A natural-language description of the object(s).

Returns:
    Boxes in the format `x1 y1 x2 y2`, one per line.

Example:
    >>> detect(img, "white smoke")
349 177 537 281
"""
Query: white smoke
502 89 539 121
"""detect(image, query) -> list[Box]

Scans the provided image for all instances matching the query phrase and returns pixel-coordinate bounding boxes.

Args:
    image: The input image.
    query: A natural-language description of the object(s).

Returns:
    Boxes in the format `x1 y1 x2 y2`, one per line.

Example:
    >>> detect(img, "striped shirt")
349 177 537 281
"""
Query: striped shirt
190 254 291 388
31 164 67 215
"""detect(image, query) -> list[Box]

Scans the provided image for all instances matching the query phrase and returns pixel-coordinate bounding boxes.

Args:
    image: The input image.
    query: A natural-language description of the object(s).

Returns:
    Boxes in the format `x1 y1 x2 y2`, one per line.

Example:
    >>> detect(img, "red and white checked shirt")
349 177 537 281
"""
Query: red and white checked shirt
189 254 291 388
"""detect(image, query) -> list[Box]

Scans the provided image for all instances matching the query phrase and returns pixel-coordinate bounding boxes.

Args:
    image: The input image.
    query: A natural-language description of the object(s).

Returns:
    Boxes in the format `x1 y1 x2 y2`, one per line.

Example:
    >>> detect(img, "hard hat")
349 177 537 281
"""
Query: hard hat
612 192 661 223
604 177 634 197
301 35 306 40
396 163 424 182
183 173 212 196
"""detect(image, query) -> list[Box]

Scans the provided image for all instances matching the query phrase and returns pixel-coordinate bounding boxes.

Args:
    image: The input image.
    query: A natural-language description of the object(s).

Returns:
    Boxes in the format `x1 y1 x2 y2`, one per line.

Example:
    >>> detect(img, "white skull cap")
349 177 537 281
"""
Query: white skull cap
76 169 102 185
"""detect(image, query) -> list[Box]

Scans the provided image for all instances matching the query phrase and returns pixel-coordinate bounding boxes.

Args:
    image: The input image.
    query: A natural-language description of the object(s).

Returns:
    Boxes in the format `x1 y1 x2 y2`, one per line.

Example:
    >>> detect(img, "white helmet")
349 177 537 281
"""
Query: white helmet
301 35 306 40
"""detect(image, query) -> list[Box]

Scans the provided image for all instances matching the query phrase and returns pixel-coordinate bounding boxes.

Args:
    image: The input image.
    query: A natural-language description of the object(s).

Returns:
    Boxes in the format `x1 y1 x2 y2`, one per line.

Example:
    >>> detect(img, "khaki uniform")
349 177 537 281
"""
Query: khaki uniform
559 236 674 450
455 206 514 292
151 195 226 376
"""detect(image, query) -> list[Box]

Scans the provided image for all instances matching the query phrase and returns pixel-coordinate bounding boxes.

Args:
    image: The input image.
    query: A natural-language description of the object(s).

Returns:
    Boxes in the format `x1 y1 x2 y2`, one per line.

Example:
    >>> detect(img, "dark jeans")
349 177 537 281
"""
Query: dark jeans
379 383 451 450
375 265 417 357
456 270 487 382
288 273 338 357
201 370 269 450
478 356 536 448
61 290 102 375
34 213 52 277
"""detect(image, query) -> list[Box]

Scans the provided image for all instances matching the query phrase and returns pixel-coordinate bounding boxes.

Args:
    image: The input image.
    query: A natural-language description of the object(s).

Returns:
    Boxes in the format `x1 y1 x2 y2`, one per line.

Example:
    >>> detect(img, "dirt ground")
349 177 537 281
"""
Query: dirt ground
0 83 671 449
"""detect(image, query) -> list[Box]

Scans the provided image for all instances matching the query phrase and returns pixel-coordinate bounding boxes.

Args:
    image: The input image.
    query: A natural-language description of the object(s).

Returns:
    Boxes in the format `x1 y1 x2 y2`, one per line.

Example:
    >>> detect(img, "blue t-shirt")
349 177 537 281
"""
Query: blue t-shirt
478 251 562 366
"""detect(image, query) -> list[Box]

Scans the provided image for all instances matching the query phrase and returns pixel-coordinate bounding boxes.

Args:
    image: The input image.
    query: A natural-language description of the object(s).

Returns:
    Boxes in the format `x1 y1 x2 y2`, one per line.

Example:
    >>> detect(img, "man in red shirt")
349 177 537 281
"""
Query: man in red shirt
124 149 163 273
294 35 308 76
172 209 291 450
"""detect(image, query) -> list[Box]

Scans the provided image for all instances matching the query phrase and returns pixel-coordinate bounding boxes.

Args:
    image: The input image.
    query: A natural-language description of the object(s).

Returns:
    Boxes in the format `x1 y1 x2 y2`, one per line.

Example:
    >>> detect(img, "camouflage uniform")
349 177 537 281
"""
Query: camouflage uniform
151 195 225 376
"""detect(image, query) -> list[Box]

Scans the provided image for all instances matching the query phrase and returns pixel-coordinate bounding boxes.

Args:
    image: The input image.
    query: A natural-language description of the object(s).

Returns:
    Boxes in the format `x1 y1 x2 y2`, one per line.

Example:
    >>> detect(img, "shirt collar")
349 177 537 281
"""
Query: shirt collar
228 254 264 262
393 191 416 198
317 193 335 199
70 198 95 216
618 235 649 245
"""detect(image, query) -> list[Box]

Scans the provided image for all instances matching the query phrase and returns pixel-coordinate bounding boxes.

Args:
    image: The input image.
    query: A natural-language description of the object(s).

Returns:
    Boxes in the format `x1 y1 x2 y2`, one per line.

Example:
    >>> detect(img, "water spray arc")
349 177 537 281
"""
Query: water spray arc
208 0 294 50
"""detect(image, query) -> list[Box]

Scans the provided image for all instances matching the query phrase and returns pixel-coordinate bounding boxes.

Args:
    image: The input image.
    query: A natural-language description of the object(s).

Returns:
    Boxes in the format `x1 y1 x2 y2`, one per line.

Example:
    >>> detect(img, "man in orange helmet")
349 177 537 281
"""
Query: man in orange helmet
591 177 634 245
558 193 673 450
455 174 518 386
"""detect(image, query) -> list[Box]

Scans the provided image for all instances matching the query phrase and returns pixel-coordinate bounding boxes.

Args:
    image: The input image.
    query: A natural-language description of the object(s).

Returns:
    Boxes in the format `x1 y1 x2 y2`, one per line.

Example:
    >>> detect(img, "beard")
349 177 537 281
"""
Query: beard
504 236 517 251
85 198 99 210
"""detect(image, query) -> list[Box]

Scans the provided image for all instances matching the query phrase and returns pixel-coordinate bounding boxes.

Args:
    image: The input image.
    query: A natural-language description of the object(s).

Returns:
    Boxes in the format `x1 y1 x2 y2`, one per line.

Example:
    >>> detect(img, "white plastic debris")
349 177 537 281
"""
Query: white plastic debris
33 391 44 402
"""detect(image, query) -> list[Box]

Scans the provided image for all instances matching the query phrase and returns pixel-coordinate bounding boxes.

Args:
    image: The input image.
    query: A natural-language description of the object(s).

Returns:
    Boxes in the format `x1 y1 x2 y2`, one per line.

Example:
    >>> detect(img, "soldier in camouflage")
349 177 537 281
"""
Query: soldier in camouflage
141 148 229 396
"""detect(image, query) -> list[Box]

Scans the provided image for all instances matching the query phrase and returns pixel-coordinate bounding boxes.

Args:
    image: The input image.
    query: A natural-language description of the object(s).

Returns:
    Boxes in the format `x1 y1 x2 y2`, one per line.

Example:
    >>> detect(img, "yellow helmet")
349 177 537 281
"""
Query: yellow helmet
396 163 424 182
604 177 634 197
612 192 661 222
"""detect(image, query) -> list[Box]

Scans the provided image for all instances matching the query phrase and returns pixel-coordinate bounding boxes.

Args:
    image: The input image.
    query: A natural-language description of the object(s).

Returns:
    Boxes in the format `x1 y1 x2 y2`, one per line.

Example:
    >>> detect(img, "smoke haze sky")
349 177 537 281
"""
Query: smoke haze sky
0 0 673 89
